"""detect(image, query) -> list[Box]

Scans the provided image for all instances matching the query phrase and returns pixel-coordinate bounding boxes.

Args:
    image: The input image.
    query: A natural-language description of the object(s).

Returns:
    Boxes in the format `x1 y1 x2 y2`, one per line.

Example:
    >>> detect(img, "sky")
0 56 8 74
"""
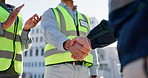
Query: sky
6 0 109 22
6 0 117 47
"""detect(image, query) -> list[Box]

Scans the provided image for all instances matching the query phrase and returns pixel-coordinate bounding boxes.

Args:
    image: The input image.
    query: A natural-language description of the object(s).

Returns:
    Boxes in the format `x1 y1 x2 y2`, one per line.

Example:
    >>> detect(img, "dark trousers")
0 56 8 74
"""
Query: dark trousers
0 64 20 78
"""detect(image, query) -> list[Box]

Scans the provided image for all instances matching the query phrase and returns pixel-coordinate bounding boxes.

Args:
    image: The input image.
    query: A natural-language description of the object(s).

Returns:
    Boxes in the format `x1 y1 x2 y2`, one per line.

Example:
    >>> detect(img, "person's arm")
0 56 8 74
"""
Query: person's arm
41 8 69 51
21 14 41 51
21 30 32 51
87 20 116 49
0 4 24 34
89 49 99 78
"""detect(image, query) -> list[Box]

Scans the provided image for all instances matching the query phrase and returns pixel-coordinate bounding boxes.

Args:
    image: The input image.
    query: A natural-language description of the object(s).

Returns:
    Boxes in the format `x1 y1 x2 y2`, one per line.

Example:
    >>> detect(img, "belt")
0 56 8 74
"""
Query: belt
62 61 85 66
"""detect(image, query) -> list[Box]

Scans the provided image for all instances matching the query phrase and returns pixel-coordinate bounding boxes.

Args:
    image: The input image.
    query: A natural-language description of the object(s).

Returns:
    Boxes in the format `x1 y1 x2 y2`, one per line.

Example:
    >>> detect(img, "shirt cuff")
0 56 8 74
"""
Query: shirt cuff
21 30 30 38
57 36 69 51
0 23 4 34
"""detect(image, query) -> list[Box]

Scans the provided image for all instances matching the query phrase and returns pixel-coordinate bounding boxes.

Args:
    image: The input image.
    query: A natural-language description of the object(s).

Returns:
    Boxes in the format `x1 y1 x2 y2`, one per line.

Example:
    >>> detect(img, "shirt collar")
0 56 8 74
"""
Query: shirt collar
58 2 77 11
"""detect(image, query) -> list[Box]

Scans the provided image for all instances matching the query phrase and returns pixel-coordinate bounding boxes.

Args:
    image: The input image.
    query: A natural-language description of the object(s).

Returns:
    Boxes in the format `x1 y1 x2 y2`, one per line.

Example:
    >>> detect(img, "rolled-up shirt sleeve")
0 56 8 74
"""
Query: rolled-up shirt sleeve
0 23 4 34
21 30 32 51
41 8 69 51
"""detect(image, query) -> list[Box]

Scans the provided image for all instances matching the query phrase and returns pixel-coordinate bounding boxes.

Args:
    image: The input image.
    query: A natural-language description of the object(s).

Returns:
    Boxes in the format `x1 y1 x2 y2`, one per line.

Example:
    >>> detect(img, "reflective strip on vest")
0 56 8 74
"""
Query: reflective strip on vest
66 30 87 37
45 49 66 58
0 30 21 42
0 50 22 61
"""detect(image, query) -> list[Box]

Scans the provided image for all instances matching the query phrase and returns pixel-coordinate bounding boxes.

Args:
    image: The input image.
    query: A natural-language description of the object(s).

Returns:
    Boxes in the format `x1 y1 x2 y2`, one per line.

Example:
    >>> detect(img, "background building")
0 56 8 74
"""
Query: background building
90 17 99 29
97 47 121 78
23 25 45 78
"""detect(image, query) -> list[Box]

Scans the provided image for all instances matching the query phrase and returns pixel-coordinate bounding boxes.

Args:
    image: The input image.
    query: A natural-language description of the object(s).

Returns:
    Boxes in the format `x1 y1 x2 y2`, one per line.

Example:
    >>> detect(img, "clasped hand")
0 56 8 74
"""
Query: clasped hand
64 37 92 61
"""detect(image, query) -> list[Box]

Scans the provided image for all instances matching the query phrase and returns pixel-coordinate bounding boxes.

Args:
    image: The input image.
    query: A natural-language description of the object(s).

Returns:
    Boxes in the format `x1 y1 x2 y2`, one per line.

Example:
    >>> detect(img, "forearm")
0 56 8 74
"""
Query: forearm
87 20 116 49
41 9 69 51
43 29 68 51
21 30 32 51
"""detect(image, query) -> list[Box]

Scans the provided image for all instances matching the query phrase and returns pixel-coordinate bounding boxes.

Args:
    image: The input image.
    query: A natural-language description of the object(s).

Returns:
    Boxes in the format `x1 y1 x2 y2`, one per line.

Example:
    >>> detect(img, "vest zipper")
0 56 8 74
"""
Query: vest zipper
75 12 80 36
7 17 19 74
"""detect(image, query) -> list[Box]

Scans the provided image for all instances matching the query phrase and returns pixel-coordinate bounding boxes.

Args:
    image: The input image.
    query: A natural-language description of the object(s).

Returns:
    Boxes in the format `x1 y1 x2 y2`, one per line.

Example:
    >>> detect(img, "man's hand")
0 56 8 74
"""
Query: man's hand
70 36 92 60
64 39 88 61
23 14 41 31
2 4 24 29
64 37 92 60
70 36 92 53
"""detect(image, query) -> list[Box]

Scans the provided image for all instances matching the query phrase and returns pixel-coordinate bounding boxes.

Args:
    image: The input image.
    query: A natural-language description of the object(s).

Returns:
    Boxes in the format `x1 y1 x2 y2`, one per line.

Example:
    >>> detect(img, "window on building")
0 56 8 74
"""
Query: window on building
40 36 43 42
39 62 41 67
36 37 38 43
35 62 37 67
32 38 34 42
36 28 39 34
32 62 34 67
28 62 30 67
24 51 27 57
31 29 34 34
38 75 40 78
42 74 44 78
30 49 32 56
36 49 38 56
30 75 33 78
34 74 36 78
41 48 44 56
43 62 45 67
25 63 27 67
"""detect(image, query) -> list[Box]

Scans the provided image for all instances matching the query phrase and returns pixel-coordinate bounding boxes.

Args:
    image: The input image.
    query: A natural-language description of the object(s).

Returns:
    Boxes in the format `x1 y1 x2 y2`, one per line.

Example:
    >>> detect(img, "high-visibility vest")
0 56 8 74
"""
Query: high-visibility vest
0 4 23 74
44 6 93 67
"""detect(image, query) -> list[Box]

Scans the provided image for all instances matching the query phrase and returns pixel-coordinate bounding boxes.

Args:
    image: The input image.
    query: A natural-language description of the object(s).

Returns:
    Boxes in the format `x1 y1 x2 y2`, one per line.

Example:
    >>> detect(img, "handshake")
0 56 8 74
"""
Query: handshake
64 36 92 61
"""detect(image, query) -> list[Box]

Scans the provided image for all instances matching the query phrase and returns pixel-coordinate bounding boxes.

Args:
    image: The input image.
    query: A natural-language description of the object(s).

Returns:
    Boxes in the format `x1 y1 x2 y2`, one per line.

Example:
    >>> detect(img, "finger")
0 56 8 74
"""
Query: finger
32 19 38 25
75 42 90 54
15 4 24 12
70 37 78 46
83 38 92 50
29 14 41 22
76 53 88 61
71 53 79 59
34 14 40 20
70 44 81 59
71 37 84 46
76 37 92 50
72 43 88 60
34 16 41 22
17 4 24 10
74 53 88 61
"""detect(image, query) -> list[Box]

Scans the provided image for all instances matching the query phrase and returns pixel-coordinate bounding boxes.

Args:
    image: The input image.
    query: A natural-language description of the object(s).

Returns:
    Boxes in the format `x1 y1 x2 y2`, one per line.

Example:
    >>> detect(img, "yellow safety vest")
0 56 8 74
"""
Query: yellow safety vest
0 5 23 74
44 6 93 67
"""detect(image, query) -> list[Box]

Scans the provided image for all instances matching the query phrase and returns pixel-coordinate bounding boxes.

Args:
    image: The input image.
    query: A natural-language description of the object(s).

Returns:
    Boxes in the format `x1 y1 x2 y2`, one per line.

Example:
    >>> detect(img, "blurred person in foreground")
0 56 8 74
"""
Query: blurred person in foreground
0 0 41 78
41 0 99 78
70 0 148 78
